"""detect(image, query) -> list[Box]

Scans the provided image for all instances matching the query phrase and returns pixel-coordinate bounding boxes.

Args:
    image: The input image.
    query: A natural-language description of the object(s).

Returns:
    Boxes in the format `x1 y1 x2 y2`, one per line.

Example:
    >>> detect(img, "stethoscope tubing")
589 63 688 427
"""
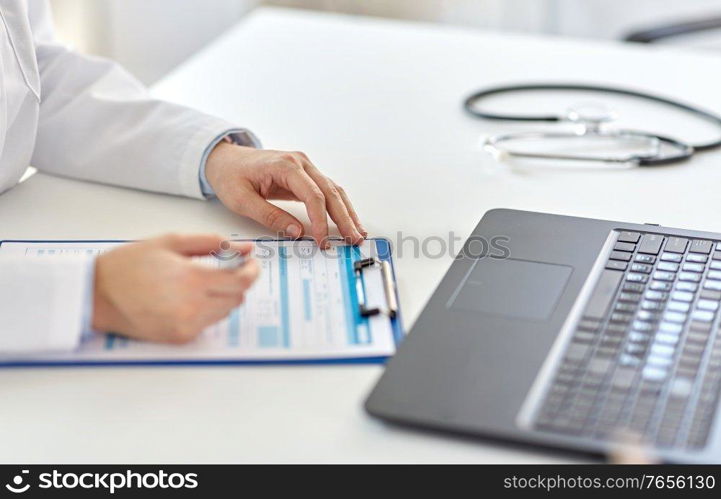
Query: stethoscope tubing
463 83 721 164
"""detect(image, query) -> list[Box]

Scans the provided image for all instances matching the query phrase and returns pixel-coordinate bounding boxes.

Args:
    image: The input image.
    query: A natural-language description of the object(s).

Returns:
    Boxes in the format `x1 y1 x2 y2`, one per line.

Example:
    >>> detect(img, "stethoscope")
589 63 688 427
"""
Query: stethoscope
463 83 721 166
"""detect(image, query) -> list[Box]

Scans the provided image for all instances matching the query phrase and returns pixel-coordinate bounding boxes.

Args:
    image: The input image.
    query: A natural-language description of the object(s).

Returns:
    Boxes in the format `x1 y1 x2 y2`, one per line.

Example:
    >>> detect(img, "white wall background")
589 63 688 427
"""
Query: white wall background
50 0 259 83
49 0 721 84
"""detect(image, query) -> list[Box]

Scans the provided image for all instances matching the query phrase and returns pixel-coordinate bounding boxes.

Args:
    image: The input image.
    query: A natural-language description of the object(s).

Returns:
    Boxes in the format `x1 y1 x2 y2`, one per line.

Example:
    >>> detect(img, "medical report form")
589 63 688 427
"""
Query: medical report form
0 239 400 364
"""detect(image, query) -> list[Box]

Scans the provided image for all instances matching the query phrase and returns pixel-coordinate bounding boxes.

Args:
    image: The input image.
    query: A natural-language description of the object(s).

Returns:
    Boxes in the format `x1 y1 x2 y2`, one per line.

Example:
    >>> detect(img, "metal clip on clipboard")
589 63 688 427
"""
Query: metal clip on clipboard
353 257 398 319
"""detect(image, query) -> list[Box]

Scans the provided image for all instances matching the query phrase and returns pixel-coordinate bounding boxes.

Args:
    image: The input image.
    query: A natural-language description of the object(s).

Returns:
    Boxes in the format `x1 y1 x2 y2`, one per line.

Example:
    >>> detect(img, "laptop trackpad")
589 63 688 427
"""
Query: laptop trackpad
449 258 572 320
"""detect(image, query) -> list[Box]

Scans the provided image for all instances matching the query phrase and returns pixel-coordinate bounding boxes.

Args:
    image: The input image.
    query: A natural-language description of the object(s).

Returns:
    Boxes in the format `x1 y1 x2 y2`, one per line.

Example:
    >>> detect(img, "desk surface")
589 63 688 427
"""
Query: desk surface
3 7 721 463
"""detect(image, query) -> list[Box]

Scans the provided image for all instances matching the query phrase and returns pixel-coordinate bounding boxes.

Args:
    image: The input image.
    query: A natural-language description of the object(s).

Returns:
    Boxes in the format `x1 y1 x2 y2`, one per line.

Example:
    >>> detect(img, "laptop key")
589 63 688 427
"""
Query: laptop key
605 323 626 335
644 290 668 301
637 310 660 321
657 261 679 272
615 302 637 313
679 272 701 282
663 311 687 323
708 270 721 280
676 282 698 292
626 343 648 356
692 310 715 322
650 281 673 291
690 240 713 254
689 321 712 333
661 252 683 263
665 237 688 253
657 333 680 345
659 322 683 334
687 330 711 344
700 289 721 300
588 358 614 376
612 368 637 390
686 253 708 263
640 301 664 311
565 343 591 362
635 254 655 264
610 250 633 262
627 273 649 283
617 231 641 243
638 234 664 255
614 242 636 252
606 260 627 271
653 271 675 281
611 312 633 323
573 331 596 343
667 301 690 313
682 262 705 273
619 292 641 302
578 319 601 331
631 321 654 332
671 290 694 302
630 263 652 273
623 282 645 293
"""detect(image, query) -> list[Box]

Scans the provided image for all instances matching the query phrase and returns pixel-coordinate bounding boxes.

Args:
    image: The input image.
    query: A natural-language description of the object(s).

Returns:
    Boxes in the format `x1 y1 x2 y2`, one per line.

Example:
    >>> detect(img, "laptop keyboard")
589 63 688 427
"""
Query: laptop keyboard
534 230 721 450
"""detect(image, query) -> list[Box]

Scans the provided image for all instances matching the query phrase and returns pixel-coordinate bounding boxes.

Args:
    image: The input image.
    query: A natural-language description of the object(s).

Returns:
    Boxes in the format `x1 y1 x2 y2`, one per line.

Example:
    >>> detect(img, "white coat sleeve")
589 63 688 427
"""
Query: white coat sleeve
0 255 93 353
27 0 245 199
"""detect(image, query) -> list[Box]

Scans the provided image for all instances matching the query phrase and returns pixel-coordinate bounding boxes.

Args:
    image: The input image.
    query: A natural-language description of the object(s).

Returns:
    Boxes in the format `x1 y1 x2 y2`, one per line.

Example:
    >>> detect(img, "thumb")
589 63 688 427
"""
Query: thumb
237 192 305 239
161 233 227 257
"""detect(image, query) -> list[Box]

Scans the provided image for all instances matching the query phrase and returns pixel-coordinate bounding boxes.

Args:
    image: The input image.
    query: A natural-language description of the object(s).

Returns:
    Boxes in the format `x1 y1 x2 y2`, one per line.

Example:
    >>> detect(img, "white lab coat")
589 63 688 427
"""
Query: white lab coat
0 0 250 352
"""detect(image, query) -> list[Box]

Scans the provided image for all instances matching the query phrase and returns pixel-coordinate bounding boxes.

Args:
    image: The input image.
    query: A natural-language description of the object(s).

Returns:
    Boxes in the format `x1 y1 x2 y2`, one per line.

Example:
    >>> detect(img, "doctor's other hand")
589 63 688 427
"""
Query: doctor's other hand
91 234 259 344
204 142 366 249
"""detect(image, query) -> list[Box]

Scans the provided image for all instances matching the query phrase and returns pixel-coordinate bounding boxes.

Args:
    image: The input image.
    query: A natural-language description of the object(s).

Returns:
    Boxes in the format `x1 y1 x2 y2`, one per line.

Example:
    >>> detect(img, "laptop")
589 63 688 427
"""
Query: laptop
365 209 721 463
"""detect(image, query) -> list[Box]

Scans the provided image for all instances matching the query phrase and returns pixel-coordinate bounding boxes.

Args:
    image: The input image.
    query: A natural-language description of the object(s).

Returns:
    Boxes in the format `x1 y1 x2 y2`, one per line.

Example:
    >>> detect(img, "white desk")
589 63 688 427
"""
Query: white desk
3 7 721 463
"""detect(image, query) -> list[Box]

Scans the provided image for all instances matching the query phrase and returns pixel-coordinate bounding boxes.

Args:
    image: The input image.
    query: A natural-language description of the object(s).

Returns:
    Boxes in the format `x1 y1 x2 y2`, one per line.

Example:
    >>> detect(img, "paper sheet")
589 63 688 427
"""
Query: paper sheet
0 239 397 363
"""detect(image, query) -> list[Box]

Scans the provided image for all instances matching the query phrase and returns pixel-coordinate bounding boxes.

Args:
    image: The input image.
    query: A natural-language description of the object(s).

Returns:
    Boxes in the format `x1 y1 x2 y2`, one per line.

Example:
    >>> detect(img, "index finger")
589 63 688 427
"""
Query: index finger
302 164 363 245
283 167 330 248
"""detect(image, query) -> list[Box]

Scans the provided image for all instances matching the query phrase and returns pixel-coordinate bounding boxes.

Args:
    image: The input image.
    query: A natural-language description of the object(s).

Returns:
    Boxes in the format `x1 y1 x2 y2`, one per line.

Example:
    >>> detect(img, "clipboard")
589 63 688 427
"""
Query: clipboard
0 237 404 367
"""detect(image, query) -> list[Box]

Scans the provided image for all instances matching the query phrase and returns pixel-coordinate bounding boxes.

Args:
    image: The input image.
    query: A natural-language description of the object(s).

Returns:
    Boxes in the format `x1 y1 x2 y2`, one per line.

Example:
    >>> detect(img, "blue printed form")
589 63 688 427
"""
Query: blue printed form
0 239 399 364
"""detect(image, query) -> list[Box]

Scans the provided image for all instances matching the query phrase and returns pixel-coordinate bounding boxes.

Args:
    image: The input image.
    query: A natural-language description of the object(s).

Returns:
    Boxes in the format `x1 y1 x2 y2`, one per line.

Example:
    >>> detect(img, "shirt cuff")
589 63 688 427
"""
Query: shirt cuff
198 129 262 198
80 256 98 341
0 254 93 352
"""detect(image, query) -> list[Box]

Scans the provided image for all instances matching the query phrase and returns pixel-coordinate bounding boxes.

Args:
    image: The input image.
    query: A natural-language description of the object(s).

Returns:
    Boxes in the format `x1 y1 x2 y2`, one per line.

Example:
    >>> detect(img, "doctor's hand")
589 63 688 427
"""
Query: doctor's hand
204 142 366 249
91 234 259 344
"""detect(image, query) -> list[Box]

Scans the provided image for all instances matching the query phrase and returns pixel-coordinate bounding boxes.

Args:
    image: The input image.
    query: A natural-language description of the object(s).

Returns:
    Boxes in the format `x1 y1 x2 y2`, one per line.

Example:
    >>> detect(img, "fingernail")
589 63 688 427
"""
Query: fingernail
359 225 368 237
286 224 301 238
